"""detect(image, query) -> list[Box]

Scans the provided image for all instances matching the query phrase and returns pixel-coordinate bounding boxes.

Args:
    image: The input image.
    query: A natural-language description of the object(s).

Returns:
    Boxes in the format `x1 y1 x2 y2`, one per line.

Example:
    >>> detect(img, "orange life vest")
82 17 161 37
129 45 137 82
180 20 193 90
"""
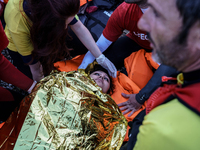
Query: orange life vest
80 0 92 6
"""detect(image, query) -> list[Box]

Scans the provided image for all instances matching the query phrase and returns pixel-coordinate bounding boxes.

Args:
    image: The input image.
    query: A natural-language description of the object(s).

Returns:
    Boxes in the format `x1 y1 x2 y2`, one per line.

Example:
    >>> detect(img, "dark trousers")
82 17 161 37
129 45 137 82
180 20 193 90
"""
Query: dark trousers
8 49 33 79
0 87 25 122
104 36 150 70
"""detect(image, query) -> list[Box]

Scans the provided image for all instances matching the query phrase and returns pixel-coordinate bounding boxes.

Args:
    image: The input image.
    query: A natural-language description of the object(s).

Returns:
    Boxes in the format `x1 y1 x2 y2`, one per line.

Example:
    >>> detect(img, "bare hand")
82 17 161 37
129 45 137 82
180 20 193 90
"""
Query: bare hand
118 93 142 117
29 62 44 82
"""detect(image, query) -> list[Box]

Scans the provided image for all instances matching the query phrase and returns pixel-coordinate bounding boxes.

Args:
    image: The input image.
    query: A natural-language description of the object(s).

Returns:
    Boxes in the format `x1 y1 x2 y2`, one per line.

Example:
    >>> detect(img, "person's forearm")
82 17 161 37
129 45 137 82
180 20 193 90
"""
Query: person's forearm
0 54 33 91
96 34 112 52
78 34 113 69
29 61 44 82
71 20 102 58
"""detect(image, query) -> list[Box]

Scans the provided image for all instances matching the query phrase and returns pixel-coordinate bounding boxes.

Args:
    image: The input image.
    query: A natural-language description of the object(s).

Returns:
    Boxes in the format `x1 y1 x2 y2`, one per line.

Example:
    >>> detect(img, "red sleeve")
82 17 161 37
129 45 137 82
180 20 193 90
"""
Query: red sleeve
0 54 33 91
0 22 33 91
0 22 8 51
103 2 142 42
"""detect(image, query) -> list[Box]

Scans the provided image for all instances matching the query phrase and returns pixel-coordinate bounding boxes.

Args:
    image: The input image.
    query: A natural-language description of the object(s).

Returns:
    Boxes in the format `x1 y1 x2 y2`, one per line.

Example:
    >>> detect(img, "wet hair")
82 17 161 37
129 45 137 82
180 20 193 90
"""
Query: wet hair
27 0 80 75
176 0 200 44
90 64 115 94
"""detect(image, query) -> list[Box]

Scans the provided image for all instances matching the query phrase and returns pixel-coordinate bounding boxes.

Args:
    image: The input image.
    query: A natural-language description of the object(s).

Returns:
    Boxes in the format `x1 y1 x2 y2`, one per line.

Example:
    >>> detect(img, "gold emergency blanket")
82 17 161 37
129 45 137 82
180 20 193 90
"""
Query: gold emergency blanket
14 70 127 150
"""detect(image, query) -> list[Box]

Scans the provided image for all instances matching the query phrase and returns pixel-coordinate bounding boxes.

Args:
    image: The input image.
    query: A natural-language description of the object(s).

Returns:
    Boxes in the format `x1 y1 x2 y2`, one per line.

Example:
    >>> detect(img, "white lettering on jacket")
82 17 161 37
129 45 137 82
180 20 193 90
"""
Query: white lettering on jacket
133 32 148 40
103 11 113 17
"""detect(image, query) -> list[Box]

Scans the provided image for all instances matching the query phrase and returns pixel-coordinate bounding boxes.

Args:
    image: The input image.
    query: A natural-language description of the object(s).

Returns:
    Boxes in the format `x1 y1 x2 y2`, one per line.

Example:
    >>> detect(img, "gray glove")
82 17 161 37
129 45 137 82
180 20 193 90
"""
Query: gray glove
96 54 117 78
78 34 112 69
27 81 37 94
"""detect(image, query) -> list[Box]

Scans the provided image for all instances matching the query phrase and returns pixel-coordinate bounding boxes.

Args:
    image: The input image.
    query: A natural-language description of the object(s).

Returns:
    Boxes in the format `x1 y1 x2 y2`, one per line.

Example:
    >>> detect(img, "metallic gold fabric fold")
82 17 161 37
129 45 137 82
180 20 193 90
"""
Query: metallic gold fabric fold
14 70 127 150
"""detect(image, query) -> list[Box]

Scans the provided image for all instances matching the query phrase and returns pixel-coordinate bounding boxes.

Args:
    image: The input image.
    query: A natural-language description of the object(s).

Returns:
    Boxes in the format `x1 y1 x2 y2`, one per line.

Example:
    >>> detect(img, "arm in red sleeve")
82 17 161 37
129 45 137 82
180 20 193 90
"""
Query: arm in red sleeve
103 2 141 42
0 22 8 50
0 53 33 91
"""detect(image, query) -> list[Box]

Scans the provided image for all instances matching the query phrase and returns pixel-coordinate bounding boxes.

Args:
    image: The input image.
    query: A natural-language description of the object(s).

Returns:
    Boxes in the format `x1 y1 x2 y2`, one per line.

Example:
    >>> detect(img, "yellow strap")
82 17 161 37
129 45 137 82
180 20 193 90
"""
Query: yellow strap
177 73 184 85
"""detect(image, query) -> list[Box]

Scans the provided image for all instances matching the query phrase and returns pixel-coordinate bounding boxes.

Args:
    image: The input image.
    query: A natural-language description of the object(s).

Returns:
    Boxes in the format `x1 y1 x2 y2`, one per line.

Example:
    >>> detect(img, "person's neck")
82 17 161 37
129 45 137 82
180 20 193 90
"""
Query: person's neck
181 59 200 73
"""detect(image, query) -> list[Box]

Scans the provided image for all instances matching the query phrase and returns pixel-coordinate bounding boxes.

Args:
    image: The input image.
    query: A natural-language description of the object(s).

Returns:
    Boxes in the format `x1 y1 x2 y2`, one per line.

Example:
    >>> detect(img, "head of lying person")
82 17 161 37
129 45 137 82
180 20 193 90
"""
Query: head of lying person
88 64 114 94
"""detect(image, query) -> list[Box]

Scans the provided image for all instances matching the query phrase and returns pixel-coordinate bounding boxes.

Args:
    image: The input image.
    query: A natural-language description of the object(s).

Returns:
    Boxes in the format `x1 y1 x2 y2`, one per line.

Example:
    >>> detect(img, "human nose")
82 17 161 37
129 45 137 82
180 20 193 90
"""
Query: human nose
99 74 103 79
138 8 151 33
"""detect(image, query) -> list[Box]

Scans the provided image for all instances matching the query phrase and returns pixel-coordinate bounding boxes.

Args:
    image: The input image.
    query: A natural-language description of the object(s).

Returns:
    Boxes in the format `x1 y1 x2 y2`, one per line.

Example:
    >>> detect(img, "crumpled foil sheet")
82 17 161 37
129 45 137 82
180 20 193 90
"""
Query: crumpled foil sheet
14 70 127 150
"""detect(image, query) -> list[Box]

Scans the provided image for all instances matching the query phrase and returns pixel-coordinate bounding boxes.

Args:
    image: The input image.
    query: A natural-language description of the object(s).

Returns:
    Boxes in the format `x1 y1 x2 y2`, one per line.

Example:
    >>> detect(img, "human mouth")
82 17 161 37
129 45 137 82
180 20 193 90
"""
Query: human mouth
147 32 155 48
95 78 103 84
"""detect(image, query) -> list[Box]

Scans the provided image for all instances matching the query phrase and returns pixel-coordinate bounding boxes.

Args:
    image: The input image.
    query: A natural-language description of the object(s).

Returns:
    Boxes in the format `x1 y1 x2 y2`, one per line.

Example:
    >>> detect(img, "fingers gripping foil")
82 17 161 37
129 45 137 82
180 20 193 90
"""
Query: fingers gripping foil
14 71 127 150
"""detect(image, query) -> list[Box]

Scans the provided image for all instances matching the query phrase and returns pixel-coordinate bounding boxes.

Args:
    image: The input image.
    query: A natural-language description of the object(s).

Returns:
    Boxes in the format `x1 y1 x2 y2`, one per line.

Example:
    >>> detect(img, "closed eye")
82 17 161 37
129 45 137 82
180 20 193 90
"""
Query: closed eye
147 3 160 18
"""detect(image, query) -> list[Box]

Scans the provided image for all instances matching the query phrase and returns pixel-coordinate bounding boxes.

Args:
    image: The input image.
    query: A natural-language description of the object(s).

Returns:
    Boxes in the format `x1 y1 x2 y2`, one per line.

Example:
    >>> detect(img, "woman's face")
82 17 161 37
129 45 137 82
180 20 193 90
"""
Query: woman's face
90 71 110 93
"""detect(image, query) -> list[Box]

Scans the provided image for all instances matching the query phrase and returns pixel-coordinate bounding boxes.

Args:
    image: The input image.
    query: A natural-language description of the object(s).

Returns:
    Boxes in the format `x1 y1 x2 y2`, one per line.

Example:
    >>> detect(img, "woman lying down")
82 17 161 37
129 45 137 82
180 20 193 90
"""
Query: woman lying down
0 63 127 150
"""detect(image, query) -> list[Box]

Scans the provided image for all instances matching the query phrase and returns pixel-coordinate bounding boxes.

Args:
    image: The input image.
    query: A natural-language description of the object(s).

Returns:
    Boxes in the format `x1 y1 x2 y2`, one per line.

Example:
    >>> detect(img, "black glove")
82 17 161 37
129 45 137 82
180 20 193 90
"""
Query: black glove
135 64 179 104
